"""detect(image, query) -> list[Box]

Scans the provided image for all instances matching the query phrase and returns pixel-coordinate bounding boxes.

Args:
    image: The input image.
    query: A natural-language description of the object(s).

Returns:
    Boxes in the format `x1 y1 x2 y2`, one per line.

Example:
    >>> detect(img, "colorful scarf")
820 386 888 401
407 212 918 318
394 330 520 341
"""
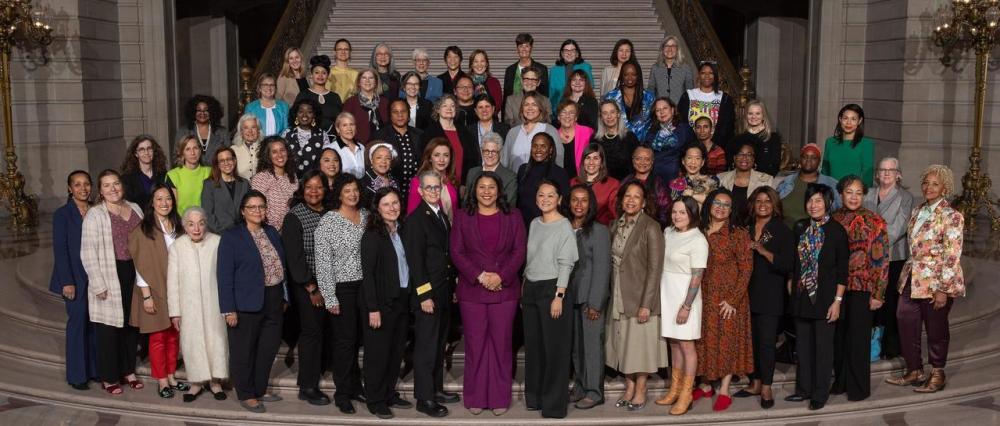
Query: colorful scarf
471 73 488 96
650 122 678 152
797 215 828 302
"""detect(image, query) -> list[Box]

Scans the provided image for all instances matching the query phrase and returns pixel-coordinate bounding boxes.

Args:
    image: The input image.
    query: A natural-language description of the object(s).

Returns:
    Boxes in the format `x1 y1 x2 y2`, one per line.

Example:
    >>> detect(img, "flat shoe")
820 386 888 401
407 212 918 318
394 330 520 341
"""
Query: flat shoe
760 398 775 409
614 398 629 408
732 389 759 398
70 382 89 391
468 407 484 415
712 395 732 411
183 388 204 402
575 398 603 410
626 400 646 411
492 408 508 416
171 382 190 392
240 400 265 413
258 394 283 402
211 389 227 401
158 386 175 399
122 377 144 390
784 394 807 402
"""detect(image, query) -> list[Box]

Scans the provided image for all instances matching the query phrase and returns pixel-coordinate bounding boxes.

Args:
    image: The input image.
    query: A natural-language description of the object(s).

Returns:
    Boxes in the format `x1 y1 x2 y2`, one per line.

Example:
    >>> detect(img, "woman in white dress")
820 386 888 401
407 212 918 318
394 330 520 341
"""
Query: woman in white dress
167 207 229 402
655 195 708 415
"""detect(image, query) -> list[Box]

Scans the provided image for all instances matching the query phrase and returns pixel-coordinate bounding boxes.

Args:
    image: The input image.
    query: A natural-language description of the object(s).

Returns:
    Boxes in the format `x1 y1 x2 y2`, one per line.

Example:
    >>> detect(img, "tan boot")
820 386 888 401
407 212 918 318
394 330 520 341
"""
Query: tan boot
914 368 946 393
885 369 926 386
669 374 695 415
655 368 683 405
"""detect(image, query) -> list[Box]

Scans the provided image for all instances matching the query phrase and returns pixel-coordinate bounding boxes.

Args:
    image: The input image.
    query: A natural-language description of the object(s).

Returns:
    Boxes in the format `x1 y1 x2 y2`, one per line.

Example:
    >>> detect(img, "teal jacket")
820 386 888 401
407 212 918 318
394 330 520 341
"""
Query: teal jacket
244 99 290 137
548 61 594 112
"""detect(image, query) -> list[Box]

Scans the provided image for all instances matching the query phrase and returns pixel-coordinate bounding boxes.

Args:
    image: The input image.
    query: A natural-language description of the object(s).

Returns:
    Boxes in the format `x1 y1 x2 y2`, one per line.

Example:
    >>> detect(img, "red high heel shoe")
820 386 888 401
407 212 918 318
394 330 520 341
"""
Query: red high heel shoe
121 376 144 390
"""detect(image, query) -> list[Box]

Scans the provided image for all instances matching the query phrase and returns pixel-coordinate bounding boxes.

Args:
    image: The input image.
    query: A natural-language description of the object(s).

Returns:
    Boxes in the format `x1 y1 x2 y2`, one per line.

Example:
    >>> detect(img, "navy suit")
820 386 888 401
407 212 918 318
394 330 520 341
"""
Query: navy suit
217 223 287 401
49 200 98 385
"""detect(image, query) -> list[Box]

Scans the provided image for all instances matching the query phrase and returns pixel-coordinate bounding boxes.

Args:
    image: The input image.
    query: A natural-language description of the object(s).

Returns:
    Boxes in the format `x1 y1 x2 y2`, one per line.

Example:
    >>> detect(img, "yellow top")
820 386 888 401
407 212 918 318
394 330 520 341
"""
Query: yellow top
325 66 359 101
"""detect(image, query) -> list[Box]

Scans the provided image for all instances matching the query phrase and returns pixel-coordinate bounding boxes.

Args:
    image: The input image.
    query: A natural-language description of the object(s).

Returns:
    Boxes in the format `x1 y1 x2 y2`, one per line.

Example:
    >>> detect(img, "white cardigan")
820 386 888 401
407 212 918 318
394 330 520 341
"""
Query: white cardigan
166 233 229 381
81 201 143 328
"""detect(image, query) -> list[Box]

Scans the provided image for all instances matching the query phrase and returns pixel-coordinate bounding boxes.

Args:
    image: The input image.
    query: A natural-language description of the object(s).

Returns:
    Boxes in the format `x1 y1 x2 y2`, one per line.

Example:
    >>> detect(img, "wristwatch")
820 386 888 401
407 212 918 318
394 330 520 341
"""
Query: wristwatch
834 296 843 302
555 292 565 299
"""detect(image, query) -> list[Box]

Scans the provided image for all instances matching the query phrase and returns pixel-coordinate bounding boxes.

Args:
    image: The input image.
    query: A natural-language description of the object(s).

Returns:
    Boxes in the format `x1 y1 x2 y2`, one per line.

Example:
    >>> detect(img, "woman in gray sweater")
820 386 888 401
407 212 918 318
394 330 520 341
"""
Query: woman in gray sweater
522 179 579 418
648 36 694 105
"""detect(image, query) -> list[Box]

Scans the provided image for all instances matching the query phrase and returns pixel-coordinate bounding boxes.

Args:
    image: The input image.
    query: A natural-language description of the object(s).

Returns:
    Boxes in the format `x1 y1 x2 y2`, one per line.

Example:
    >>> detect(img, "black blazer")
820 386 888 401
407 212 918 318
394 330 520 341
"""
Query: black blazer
373 126 425 180
791 219 849 320
402 201 454 305
749 218 795 315
438 70 468 96
411 97 433 131
468 121 510 148
121 171 165 207
503 59 549 99
424 121 480 184
360 227 412 312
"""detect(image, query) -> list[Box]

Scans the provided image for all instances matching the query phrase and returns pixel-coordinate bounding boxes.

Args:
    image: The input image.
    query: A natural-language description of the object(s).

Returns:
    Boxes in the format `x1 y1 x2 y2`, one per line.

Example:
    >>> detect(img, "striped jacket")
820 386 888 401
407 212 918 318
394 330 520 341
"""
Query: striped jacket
81 202 143 327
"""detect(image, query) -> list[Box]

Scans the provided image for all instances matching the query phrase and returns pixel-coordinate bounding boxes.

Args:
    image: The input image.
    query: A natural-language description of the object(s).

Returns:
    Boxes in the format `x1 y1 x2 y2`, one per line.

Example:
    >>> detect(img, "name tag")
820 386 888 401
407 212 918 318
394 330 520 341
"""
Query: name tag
416 283 433 296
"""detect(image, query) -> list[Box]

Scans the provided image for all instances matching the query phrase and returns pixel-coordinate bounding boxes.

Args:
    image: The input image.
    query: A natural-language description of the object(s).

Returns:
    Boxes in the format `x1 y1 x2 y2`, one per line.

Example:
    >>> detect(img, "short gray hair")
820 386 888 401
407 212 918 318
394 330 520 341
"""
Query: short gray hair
182 206 206 222
481 132 503 149
412 48 429 61
418 170 442 187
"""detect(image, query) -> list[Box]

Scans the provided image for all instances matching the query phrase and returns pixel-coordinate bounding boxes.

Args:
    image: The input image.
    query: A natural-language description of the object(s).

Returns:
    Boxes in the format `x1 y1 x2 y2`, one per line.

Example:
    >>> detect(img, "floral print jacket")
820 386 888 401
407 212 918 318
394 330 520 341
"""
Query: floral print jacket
899 198 965 299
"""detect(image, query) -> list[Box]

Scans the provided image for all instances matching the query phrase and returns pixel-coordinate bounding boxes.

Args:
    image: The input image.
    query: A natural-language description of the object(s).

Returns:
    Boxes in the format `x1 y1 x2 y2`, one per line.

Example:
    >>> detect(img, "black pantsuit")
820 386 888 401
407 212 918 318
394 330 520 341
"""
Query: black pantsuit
875 259 904 358
227 284 284 401
750 313 781 385
793 318 836 404
291 283 329 389
95 259 139 383
834 290 873 400
363 293 410 406
328 280 364 403
413 298 451 400
522 279 572 418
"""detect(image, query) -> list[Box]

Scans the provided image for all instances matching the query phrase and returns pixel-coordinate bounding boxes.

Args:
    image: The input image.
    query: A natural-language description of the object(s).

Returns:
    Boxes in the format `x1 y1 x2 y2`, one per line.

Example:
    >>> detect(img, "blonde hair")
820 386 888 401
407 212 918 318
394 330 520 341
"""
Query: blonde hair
355 68 383 96
279 47 303 79
656 36 685 66
920 164 955 197
744 100 773 142
519 92 550 124
595 99 629 139
174 135 200 167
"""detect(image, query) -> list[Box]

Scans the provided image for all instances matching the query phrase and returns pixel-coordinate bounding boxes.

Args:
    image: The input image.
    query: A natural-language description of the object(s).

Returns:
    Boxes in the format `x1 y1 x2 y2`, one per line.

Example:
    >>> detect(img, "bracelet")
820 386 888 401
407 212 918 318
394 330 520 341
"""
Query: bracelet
681 304 692 311
142 295 152 301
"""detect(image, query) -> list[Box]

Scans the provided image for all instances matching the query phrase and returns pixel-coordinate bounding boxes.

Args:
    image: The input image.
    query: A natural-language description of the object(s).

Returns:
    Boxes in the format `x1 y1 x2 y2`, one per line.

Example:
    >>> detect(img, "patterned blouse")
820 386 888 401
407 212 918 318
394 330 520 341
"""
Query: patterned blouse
283 127 329 177
250 171 298 232
832 207 890 300
250 227 285 286
386 128 419 202
669 174 720 202
109 210 141 260
314 209 370 307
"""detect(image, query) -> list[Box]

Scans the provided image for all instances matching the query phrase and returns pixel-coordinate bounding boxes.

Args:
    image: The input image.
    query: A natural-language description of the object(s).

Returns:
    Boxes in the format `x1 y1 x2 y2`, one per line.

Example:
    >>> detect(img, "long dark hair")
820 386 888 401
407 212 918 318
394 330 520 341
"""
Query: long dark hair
256 136 297 183
647 96 680 132
617 60 645 122
329 173 360 210
697 61 721 94
183 94 224 128
700 188 736 233
289 169 327 209
565 183 597 237
140 183 184 240
560 69 596 104
669 195 701 231
121 134 168 176
834 103 866 148
209 146 238 187
610 39 635 66
556 39 584 66
463 171 511 215
366 187 404 237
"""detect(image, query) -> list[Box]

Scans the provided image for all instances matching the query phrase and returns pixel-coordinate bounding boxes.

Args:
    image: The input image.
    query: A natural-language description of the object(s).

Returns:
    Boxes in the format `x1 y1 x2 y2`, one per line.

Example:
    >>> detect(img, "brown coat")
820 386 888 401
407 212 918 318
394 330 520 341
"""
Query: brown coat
128 226 172 333
610 212 665 315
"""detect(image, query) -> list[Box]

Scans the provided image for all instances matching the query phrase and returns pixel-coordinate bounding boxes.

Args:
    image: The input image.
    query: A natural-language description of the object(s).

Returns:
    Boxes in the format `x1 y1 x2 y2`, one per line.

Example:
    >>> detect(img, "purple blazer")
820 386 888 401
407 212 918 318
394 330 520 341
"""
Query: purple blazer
449 207 526 304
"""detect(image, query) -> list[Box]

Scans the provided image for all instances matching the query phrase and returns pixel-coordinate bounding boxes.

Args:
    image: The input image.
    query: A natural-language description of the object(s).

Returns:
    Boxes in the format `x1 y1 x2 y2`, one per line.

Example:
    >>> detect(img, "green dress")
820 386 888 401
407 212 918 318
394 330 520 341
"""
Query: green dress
821 136 874 187
166 166 211 215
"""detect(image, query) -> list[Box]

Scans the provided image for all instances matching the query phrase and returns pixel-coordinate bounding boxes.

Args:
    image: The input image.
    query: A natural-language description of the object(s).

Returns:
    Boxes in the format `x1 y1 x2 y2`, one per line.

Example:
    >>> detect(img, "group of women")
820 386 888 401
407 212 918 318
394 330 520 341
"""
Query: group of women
49 34 964 420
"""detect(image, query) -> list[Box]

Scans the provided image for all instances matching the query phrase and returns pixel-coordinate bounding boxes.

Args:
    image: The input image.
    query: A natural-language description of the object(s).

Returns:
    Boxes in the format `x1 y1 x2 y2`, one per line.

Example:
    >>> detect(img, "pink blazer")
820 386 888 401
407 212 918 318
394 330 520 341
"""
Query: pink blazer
571 124 595 171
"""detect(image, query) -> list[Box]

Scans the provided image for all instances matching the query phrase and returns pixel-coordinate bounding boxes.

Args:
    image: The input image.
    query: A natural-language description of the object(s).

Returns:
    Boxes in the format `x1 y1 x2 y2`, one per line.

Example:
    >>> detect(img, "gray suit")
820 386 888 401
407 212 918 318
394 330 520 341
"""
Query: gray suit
863 185 914 262
569 223 611 402
200 177 249 233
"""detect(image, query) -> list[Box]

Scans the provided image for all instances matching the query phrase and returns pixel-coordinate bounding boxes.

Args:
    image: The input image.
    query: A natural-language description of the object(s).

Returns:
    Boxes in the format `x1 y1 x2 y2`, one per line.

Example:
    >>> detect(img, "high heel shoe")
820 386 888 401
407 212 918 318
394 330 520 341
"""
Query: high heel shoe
655 367 682 406
121 376 144 390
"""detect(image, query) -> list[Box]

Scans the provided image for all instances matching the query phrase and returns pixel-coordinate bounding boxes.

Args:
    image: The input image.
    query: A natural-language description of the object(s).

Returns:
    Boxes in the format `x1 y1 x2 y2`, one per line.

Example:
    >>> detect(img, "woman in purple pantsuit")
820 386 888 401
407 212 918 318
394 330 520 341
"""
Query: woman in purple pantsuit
450 171 527 416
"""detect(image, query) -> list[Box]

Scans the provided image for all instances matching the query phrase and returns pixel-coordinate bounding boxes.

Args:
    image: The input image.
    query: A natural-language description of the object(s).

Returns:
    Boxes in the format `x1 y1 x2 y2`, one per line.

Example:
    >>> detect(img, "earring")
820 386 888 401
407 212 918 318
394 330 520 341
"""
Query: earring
294 118 300 126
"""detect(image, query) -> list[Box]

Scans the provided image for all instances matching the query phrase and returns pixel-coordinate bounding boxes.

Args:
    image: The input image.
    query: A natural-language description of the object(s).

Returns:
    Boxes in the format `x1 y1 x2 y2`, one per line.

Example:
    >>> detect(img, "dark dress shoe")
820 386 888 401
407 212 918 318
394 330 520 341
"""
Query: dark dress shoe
435 390 460 404
368 403 394 419
732 389 759 398
526 404 541 411
350 393 367 403
298 388 331 406
70 382 89 391
183 388 205 403
416 400 449 417
760 398 775 409
784 394 808 402
211 389 227 401
335 400 356 414
389 394 414 409
808 400 826 410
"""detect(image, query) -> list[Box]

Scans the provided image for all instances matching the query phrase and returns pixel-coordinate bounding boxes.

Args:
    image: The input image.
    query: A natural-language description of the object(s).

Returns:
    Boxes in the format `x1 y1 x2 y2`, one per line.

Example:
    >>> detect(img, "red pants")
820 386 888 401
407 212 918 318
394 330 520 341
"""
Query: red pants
148 327 179 379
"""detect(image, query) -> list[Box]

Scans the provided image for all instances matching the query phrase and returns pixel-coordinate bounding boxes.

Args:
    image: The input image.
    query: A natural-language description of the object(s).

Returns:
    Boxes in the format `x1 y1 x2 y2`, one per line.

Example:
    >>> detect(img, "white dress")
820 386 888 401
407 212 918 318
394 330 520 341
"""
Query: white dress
660 227 709 340
166 233 229 382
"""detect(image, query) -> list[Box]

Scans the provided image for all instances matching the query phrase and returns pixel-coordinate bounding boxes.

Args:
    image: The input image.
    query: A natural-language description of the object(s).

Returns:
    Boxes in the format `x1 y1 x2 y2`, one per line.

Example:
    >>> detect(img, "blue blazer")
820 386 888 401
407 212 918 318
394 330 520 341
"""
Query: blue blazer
244 99 290 137
217 223 286 313
50 200 89 294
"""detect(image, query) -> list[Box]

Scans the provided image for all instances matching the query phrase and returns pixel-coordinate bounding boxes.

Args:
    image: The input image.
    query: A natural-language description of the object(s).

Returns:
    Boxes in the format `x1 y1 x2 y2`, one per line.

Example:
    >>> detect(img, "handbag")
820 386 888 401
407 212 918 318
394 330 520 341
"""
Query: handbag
870 326 884 362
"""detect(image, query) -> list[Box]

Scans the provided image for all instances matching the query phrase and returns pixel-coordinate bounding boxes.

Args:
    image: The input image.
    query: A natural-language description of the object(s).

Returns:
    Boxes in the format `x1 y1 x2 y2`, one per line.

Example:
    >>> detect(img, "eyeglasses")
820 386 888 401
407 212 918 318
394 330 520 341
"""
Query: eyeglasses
735 152 754 158
559 110 577 116
877 168 898 174
456 85 473 90
136 146 154 153
421 185 442 192
522 77 540 82
218 157 235 164
244 205 267 212
195 109 210 113
561 47 577 52
481 149 500 155
711 200 732 209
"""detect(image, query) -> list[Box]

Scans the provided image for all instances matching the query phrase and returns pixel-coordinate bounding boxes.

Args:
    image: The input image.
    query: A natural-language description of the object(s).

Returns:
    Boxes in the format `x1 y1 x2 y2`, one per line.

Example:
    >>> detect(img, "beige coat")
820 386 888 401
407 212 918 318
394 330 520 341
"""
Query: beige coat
81 202 143 328
167 233 229 381
716 169 774 198
128 226 172 333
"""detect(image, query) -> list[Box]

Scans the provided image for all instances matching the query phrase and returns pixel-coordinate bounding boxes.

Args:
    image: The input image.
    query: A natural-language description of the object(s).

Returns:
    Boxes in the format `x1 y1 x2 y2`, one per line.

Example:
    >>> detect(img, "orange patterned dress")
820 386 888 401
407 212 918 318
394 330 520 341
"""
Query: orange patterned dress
695 225 754 380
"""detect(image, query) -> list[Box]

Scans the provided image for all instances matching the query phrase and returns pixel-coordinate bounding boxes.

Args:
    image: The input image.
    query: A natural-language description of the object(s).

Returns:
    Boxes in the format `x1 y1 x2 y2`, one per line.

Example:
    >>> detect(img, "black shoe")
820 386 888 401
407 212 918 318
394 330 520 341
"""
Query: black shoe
435 390 460 404
784 394 808 402
368 403 394 419
158 386 175 399
389 394 413 409
211 389 227 401
760 398 775 409
808 400 826 410
829 382 845 395
171 381 191 392
733 389 759 398
298 388 331 406
336 400 356 414
183 388 205 403
70 382 89 391
416 400 449 417
399 359 413 379
526 404 541 411
350 393 367 404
